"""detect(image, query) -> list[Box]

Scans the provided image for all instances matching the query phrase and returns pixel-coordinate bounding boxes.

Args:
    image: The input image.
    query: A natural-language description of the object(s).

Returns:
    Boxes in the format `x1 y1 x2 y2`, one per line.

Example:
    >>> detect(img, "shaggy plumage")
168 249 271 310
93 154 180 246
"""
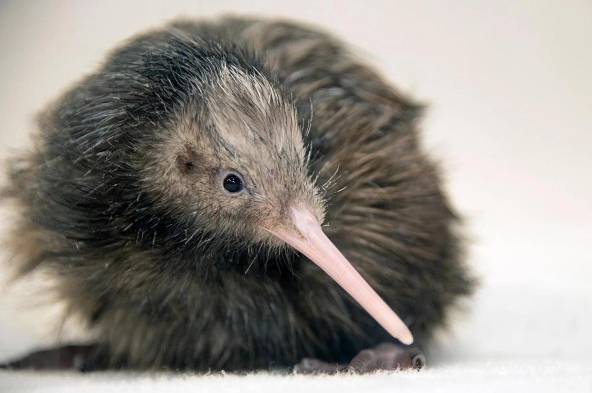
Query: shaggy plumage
2 16 474 371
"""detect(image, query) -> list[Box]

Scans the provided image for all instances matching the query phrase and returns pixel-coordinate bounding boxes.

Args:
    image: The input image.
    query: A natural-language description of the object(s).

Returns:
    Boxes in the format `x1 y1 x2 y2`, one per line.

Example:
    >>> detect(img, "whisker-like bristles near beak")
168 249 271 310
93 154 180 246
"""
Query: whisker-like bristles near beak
267 207 414 345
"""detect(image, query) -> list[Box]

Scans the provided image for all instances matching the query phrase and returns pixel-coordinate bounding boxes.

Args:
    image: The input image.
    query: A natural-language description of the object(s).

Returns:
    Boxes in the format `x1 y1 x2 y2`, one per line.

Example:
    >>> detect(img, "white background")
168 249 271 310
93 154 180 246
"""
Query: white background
0 0 591 391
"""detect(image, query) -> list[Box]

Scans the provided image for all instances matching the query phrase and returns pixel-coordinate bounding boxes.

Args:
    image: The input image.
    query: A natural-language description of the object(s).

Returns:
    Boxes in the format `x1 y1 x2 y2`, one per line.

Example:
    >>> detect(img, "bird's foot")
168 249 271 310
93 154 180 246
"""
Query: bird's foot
294 342 425 374
0 345 102 371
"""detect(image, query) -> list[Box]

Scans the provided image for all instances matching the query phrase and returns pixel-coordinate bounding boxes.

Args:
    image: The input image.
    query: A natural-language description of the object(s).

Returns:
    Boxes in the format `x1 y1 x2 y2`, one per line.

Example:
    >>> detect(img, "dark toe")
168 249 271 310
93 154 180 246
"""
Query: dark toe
0 345 100 371
409 348 426 370
349 343 426 373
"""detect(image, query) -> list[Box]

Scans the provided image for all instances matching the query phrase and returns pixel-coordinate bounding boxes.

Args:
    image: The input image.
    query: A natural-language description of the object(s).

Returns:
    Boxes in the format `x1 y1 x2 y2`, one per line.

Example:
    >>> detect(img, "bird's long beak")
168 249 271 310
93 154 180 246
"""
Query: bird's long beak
267 207 414 345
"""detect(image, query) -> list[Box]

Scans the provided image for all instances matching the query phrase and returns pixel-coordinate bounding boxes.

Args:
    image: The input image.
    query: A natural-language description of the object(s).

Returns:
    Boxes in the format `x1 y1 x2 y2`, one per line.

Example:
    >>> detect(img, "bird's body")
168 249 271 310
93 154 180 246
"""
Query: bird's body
2 17 473 372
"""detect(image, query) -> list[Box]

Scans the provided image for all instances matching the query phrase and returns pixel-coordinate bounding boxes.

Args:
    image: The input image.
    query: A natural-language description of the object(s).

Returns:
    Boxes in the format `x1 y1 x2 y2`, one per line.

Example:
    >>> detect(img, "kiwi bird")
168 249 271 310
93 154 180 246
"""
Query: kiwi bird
1 17 473 372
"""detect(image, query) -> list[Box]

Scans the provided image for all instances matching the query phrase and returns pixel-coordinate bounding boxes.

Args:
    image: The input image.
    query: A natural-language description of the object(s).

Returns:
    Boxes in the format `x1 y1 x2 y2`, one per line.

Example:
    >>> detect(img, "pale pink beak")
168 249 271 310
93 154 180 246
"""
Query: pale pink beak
267 207 414 345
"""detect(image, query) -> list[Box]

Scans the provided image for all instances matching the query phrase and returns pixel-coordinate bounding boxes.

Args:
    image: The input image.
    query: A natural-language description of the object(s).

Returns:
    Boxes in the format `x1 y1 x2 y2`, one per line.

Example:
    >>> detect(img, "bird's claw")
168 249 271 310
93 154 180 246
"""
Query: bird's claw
294 342 425 374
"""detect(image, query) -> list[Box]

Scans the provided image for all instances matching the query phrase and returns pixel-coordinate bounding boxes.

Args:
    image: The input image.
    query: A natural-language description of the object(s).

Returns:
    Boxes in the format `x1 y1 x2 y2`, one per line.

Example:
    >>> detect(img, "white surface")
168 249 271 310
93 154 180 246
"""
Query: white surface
1 0 591 392
2 359 592 393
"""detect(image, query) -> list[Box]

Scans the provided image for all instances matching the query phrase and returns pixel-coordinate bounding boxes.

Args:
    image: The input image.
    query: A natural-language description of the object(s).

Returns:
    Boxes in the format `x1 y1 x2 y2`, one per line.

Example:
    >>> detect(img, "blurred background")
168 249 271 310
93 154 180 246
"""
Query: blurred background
0 0 590 369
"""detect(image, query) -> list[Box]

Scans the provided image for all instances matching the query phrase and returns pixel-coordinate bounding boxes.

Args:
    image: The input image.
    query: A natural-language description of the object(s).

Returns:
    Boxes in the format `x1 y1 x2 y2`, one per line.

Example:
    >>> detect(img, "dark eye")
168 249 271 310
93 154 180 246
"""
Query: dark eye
223 173 244 193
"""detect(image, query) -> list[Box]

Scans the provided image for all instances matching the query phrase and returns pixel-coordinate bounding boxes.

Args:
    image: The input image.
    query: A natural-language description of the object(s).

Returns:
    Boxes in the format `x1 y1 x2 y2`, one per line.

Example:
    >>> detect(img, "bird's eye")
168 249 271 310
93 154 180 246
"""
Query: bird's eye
223 173 244 193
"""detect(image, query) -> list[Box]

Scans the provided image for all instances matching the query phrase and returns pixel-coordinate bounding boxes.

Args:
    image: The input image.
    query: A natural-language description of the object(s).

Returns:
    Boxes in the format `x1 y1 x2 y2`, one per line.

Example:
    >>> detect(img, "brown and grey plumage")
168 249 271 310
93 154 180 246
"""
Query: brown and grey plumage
1 16 474 372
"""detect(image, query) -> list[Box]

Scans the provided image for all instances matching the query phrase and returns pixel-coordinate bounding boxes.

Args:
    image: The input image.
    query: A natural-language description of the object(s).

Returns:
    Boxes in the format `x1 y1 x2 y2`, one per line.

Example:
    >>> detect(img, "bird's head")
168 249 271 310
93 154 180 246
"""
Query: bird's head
144 64 323 248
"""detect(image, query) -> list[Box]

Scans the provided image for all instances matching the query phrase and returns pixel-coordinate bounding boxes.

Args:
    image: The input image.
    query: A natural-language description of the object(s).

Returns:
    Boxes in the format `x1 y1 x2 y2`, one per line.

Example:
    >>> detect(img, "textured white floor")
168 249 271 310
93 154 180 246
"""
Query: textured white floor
1 359 592 393
1 1 591 392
